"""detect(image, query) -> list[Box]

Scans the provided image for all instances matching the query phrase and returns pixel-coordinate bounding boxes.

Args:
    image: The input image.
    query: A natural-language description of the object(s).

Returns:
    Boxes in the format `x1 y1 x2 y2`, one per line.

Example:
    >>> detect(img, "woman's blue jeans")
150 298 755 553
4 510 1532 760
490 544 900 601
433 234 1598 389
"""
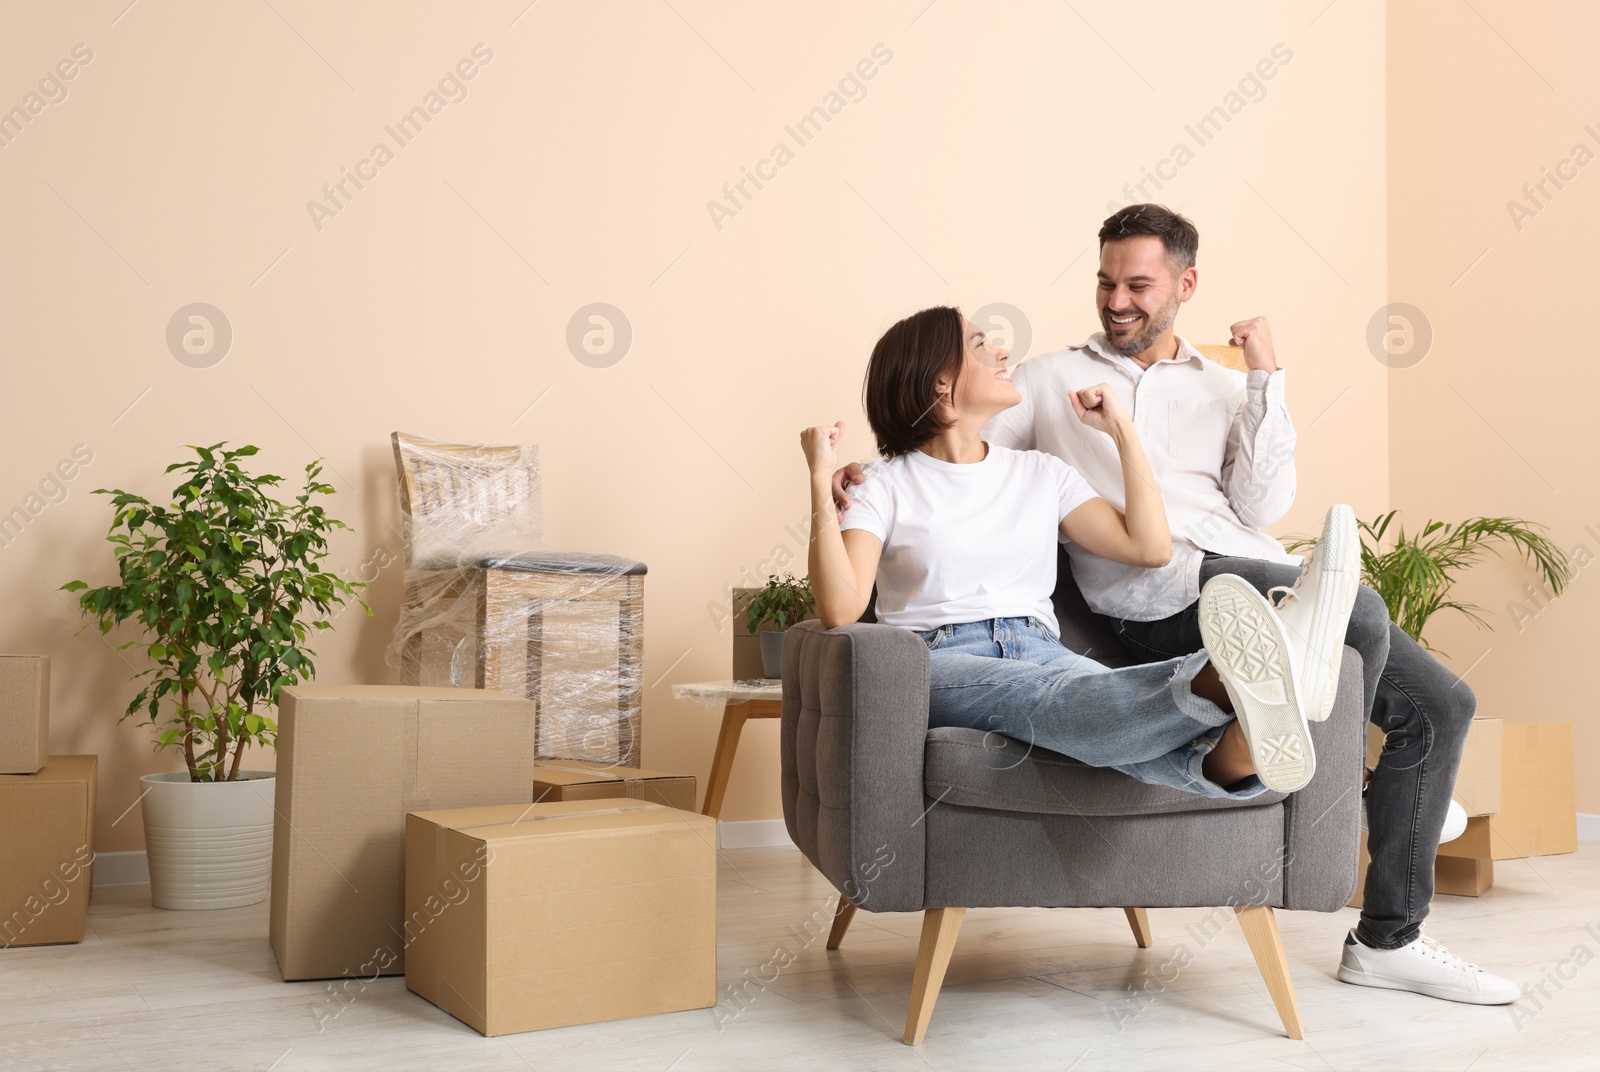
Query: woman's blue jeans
920 616 1267 801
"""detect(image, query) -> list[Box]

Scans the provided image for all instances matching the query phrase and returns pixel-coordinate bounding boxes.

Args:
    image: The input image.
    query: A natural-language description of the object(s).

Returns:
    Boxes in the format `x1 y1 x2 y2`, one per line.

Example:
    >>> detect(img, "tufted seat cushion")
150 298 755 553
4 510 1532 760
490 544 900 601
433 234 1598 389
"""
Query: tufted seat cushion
923 726 1288 817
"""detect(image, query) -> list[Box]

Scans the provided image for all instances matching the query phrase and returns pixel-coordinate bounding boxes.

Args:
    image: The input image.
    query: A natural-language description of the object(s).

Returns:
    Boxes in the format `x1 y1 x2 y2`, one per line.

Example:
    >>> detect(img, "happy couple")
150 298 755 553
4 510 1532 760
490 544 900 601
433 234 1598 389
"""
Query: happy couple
801 204 1518 1007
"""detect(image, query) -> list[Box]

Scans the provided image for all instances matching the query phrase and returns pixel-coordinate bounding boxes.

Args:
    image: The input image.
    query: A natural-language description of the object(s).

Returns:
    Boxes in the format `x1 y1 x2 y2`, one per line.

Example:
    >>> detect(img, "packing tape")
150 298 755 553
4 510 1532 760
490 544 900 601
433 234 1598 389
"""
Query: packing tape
535 762 634 782
461 802 661 834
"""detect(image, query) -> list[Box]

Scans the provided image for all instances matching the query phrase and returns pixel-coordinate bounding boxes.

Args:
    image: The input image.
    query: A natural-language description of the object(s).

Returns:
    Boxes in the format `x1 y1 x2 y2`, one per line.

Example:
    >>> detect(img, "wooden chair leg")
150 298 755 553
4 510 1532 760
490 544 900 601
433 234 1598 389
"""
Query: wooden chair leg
904 907 966 1045
1233 906 1304 1040
1123 907 1153 949
700 703 750 820
827 900 857 950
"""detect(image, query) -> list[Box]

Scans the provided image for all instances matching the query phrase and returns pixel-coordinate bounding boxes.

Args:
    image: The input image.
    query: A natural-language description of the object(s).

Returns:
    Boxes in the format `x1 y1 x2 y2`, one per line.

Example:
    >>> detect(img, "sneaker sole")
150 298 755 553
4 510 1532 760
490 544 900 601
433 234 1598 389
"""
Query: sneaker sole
1199 575 1315 792
1304 504 1361 722
1335 962 1518 1005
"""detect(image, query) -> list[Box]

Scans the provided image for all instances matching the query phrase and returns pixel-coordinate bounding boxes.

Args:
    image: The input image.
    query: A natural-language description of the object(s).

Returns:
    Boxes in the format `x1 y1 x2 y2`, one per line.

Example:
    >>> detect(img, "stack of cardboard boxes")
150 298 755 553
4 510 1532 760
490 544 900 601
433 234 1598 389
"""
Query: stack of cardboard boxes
1351 717 1578 907
0 655 98 948
268 684 714 1036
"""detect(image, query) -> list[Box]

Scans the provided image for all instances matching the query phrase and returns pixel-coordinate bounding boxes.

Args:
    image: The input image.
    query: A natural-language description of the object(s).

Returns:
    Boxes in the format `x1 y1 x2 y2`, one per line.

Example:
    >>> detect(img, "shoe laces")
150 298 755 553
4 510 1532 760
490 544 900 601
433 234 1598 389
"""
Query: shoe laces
1415 933 1480 973
1268 563 1310 608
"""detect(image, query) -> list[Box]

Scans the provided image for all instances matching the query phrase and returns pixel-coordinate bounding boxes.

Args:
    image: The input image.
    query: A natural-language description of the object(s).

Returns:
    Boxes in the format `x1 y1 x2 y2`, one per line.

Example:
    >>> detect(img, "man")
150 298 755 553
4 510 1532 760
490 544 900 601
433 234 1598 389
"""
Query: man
833 204 1516 1005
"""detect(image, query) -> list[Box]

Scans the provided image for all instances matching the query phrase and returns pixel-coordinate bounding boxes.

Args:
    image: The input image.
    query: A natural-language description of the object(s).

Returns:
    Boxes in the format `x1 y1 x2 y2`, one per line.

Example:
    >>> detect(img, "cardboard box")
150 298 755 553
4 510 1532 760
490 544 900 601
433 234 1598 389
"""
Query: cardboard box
1435 854 1494 897
405 799 716 1036
1366 717 1502 817
0 655 49 774
0 755 96 946
1438 723 1577 861
269 686 538 982
532 760 696 812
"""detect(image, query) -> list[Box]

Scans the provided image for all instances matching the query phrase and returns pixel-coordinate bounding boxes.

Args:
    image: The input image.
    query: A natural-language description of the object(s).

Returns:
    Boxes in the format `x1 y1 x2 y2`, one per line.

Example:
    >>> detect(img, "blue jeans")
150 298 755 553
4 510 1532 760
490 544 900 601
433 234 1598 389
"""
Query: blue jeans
920 617 1268 800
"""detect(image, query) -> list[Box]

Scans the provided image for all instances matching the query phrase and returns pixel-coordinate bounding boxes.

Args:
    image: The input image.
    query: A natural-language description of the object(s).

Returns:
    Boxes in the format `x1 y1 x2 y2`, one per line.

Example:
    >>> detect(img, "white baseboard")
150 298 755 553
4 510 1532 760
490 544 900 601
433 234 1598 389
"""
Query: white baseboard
717 818 794 849
1579 812 1600 842
92 850 150 888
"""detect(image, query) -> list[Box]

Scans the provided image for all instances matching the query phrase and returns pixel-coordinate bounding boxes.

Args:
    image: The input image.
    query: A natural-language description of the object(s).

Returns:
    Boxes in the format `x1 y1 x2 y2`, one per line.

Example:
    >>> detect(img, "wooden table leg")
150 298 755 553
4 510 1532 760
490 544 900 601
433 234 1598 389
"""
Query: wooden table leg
701 702 751 820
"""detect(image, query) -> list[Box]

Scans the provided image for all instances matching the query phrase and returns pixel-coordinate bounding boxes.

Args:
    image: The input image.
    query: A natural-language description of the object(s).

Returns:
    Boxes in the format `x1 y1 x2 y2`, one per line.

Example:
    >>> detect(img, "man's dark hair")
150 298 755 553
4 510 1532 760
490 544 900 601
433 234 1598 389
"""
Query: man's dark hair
863 306 964 459
1098 203 1199 270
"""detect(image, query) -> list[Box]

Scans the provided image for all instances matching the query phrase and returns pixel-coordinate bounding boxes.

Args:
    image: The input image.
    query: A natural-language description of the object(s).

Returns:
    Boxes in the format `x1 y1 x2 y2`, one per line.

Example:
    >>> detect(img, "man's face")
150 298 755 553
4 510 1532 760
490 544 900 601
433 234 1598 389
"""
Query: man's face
1096 235 1195 357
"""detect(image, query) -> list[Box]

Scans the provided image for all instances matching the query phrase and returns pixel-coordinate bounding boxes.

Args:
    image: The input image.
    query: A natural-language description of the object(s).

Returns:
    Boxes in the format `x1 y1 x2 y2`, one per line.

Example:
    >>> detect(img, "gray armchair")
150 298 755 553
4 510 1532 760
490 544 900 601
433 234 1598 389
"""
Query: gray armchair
780 546 1364 1044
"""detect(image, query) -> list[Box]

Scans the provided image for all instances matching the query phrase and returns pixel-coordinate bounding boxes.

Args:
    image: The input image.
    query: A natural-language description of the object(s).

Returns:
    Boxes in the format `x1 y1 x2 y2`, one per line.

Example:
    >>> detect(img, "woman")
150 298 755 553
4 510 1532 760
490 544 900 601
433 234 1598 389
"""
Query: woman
801 306 1340 795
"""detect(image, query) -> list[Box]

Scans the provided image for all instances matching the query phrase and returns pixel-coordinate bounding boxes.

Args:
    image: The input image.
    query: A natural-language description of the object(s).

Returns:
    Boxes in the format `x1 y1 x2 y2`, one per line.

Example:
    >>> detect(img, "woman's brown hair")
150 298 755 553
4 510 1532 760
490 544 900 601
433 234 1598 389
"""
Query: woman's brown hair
862 306 963 458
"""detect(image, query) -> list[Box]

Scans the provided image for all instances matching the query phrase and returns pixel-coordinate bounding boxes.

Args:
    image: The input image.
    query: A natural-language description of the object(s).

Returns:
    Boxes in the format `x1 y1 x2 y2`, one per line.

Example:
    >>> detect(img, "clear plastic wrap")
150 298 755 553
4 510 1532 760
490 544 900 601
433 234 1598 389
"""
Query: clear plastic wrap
385 432 646 767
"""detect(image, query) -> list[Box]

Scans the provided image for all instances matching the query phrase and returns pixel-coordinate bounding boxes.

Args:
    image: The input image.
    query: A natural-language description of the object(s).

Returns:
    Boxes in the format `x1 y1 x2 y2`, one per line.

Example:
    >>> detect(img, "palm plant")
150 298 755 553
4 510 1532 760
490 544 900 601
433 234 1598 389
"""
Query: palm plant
1284 511 1570 652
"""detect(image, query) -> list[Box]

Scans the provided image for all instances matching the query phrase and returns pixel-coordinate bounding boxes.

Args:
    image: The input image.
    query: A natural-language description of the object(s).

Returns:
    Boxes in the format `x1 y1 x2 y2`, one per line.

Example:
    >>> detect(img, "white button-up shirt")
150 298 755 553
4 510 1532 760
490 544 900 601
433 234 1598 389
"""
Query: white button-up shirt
982 333 1300 622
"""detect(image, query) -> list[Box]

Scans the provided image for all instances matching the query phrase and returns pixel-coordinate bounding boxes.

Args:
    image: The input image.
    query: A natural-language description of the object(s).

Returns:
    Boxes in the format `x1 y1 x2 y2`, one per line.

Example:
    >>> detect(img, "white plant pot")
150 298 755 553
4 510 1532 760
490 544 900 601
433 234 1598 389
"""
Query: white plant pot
140 771 275 911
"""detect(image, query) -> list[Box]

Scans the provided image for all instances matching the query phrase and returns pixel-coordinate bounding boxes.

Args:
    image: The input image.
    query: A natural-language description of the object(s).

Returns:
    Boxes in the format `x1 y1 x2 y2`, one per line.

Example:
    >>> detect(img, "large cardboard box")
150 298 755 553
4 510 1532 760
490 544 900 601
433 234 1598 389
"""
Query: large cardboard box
1438 722 1577 861
0 755 96 946
405 800 716 1036
0 655 49 774
1366 717 1502 817
269 686 538 981
532 760 696 812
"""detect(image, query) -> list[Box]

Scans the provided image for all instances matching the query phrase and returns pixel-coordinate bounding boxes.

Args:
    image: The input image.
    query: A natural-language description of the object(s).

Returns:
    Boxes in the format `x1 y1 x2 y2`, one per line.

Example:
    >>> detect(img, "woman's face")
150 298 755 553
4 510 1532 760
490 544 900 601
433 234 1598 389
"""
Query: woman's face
943 315 1019 417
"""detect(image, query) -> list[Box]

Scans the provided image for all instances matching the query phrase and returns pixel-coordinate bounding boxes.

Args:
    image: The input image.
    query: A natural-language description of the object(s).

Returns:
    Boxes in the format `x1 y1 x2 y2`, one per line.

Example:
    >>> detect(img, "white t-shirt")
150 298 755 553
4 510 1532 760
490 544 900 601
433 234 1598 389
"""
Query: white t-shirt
838 444 1098 634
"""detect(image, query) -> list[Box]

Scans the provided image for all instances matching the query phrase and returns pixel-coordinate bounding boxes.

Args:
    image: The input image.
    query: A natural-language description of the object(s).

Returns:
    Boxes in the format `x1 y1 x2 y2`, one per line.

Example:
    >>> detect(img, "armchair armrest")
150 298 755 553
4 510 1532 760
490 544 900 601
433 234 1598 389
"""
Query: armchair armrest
780 620 931 914
1279 649 1367 910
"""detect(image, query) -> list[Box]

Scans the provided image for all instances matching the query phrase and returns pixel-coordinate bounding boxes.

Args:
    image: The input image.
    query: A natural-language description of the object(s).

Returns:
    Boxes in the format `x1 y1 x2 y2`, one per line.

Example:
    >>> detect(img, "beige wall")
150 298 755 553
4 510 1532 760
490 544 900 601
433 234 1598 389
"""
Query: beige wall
0 2 1389 854
1388 2 1600 812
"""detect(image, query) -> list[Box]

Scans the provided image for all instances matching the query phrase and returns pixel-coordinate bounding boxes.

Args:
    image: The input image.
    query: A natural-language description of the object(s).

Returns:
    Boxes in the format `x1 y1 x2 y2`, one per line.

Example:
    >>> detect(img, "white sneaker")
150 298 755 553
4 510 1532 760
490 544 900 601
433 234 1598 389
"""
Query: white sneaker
1269 504 1361 721
1198 574 1315 791
1440 799 1469 843
1337 930 1519 1004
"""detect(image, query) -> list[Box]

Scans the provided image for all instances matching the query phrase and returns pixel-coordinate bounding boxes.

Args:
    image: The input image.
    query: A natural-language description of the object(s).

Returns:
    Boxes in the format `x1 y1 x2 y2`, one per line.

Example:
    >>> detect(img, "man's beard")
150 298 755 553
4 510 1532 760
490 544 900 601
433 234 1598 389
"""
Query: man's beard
1101 297 1180 357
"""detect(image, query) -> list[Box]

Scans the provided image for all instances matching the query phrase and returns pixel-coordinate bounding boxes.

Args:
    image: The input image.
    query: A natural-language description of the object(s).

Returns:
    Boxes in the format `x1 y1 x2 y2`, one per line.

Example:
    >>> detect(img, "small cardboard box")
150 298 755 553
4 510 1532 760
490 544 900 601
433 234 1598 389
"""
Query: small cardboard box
405 799 716 1036
1366 717 1502 817
0 655 49 774
1437 722 1577 861
0 755 96 946
269 686 538 981
532 760 696 812
1434 854 1494 897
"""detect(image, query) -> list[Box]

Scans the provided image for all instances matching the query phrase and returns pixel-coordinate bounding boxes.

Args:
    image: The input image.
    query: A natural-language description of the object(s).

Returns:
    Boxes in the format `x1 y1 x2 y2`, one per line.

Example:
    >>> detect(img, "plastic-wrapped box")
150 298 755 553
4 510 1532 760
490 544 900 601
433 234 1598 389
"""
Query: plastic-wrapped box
386 432 646 766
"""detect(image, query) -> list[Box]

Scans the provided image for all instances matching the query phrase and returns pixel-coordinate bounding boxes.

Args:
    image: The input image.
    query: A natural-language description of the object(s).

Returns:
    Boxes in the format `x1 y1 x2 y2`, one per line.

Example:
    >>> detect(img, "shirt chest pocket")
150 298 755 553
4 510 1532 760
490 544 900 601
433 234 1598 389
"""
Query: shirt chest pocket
1165 399 1232 474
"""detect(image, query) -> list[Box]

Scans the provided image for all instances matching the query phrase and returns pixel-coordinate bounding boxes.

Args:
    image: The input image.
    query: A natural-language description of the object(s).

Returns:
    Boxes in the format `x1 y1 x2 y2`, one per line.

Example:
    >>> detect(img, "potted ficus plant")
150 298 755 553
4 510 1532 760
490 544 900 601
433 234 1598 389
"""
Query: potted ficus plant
64 443 367 910
1285 510 1571 651
746 573 816 679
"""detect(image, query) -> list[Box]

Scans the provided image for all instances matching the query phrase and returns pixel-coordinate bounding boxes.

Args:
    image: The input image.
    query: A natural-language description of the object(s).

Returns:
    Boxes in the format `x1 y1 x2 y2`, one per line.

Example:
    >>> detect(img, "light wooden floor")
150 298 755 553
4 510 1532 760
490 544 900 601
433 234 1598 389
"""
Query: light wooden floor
3 843 1598 1071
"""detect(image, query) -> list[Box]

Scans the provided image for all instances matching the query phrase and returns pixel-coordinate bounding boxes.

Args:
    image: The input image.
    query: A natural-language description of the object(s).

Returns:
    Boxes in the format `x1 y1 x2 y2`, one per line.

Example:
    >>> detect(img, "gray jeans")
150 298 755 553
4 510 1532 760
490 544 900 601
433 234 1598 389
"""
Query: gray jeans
1109 553 1476 950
